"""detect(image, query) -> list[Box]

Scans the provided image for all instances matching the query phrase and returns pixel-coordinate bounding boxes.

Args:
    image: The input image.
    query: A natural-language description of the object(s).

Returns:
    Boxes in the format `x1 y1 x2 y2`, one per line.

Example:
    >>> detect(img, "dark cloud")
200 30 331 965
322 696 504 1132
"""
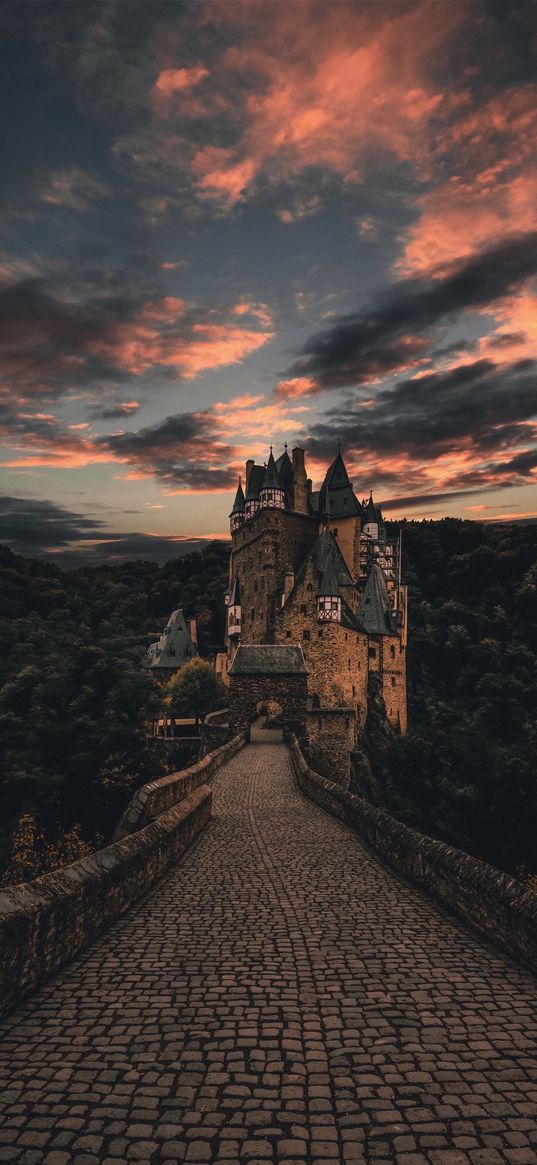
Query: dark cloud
280 233 537 393
0 495 222 565
100 411 237 490
306 356 537 457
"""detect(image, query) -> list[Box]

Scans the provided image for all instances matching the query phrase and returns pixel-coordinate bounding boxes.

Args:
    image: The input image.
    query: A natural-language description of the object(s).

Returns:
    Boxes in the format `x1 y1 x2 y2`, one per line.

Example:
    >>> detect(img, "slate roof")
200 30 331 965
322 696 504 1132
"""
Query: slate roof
245 464 266 500
357 565 397 636
142 608 198 670
261 450 283 490
364 492 383 525
231 479 245 514
317 452 364 520
299 528 354 590
275 448 293 489
228 644 307 675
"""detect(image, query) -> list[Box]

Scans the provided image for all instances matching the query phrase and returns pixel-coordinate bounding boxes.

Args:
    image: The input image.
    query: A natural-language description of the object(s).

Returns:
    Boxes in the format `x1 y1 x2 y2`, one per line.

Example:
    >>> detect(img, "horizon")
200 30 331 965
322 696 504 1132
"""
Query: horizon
1 1 536 563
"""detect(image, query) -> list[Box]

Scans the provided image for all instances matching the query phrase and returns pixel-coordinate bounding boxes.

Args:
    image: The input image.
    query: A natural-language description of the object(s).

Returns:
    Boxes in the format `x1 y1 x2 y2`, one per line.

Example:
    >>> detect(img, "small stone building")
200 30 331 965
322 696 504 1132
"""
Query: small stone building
228 644 308 740
142 609 198 679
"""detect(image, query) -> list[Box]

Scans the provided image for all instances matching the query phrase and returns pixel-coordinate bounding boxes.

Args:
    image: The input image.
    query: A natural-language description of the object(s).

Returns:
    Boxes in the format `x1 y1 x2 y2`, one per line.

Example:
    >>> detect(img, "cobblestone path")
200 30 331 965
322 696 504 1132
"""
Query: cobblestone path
1 732 537 1165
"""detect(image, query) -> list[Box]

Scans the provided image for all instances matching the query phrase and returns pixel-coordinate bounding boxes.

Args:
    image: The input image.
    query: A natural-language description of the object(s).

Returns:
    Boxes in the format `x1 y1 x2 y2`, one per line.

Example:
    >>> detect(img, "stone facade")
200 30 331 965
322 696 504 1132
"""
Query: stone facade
224 446 408 782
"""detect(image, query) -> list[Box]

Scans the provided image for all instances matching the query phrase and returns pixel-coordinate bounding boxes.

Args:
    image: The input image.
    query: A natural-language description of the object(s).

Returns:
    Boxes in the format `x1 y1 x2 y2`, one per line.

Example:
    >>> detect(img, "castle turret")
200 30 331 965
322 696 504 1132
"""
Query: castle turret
317 556 342 623
230 478 245 532
259 449 285 510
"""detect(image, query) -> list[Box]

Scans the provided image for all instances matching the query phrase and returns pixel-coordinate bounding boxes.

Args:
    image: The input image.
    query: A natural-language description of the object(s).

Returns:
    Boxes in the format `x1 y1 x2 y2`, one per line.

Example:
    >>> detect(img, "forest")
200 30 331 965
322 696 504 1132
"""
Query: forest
0 518 535 883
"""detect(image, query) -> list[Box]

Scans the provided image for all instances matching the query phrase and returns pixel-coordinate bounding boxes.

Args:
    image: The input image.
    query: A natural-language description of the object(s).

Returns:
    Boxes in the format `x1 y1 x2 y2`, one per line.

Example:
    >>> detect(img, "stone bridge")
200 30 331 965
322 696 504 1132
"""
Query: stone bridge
1 729 537 1164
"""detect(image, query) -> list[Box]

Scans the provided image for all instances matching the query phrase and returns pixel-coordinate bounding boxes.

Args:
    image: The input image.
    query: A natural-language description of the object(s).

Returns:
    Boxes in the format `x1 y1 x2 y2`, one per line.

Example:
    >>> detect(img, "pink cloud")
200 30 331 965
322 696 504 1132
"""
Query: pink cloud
154 66 209 98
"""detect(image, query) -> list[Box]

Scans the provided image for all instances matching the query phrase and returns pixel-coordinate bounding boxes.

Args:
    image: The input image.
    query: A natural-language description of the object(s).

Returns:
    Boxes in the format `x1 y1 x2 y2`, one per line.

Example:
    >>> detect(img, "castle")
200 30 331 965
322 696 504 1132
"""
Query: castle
219 445 408 785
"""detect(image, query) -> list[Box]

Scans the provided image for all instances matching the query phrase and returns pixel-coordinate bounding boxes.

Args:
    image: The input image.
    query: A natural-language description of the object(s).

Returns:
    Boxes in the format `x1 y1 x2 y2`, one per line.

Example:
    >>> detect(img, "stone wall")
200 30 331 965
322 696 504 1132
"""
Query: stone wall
231 508 317 642
229 674 307 740
0 786 212 1017
114 731 247 838
306 708 355 787
287 733 537 972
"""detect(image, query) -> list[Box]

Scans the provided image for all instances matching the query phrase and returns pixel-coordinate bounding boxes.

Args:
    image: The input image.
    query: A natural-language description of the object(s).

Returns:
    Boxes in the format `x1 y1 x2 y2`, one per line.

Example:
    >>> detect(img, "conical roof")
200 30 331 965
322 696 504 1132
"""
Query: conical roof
357 564 396 635
261 450 283 490
364 491 382 525
318 450 363 519
231 478 245 514
318 553 341 598
275 447 293 488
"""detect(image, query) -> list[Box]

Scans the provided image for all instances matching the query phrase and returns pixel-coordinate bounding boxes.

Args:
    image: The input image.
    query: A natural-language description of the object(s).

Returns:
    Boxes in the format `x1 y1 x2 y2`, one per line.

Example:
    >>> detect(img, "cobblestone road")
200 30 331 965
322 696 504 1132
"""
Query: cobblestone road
1 731 537 1165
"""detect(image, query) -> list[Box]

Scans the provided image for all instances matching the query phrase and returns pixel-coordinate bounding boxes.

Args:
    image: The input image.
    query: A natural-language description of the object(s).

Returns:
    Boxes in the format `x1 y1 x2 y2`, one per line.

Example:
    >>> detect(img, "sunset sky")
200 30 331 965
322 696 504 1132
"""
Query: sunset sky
1 0 536 563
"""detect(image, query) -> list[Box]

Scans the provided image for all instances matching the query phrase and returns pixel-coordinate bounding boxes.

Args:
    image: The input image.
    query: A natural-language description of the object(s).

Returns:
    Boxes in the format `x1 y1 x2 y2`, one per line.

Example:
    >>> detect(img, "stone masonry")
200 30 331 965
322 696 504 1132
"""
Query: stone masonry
1 730 537 1165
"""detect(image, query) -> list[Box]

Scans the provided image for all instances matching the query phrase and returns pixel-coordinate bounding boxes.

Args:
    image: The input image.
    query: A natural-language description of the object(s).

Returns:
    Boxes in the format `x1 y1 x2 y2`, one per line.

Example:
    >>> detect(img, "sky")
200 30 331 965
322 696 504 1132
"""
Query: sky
0 0 536 564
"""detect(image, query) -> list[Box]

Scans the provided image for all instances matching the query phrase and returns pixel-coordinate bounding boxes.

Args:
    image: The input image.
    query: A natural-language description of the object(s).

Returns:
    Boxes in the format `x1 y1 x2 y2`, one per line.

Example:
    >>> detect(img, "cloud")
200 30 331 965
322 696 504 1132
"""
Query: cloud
0 495 227 564
302 355 537 503
0 278 274 407
277 233 537 395
38 167 111 212
94 400 141 420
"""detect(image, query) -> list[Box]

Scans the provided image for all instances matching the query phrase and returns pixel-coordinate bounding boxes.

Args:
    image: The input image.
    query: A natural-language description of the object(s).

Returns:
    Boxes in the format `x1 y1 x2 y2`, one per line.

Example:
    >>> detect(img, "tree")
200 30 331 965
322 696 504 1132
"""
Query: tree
166 658 227 723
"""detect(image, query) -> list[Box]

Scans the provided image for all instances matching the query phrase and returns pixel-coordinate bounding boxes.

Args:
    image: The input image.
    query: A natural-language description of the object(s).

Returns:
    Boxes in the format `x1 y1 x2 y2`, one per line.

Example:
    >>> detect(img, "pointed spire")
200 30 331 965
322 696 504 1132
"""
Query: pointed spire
231 477 245 513
357 564 395 635
318 552 341 598
261 448 283 490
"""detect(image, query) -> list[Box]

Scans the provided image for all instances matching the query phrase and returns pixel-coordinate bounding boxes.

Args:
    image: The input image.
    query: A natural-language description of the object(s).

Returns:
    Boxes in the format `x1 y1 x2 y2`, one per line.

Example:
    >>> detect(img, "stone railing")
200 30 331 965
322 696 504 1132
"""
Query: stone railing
0 731 247 1016
287 733 537 973
113 731 247 839
0 788 210 1017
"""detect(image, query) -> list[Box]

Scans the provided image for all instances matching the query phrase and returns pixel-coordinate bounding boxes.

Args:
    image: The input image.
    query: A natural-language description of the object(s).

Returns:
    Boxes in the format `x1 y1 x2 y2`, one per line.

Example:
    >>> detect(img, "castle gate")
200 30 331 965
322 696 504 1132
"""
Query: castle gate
227 644 308 740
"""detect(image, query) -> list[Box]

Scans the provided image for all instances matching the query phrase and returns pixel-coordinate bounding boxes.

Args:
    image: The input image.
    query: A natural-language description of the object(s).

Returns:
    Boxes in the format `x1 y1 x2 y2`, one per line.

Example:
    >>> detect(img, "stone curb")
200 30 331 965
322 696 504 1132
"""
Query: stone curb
287 732 537 973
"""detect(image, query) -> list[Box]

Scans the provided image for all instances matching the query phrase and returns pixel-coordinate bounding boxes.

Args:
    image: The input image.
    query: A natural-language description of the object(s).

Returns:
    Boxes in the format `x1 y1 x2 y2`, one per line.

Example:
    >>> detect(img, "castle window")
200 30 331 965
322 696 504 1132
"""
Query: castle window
352 686 356 697
391 676 396 687
317 595 341 623
369 647 376 659
303 630 310 641
254 580 258 592
307 583 312 592
300 604 307 614
348 659 351 668
286 630 292 639
250 608 255 620
345 632 348 641
318 629 323 638
390 645 396 659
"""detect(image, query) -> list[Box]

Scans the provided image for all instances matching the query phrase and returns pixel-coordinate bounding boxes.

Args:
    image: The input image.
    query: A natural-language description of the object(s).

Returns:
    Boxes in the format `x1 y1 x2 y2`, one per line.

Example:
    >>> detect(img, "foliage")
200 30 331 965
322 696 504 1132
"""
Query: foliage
166 657 228 721
362 519 537 876
0 541 230 881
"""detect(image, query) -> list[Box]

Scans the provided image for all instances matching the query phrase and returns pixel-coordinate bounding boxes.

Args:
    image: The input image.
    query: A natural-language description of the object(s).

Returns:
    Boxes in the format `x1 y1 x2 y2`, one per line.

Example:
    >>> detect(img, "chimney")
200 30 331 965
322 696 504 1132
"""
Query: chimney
292 447 308 514
245 459 254 491
189 618 198 647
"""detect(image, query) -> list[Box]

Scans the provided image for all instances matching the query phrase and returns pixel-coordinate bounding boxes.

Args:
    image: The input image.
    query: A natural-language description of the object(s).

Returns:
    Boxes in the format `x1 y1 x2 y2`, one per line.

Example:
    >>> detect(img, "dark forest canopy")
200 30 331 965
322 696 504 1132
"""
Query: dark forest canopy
0 519 535 882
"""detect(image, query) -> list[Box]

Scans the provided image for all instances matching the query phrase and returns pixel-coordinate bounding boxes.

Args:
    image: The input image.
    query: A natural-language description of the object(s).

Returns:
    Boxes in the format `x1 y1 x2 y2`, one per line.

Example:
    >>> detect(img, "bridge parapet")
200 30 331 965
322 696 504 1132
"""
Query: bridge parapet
113 731 247 838
287 732 537 973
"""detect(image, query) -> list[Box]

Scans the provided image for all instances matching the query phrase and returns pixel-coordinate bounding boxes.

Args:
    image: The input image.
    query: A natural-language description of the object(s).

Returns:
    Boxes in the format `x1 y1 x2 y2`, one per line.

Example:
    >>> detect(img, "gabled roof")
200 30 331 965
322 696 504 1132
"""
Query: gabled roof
245 463 265 500
142 608 197 670
228 644 307 675
229 576 241 606
231 479 245 514
261 450 283 491
323 450 353 490
357 565 397 636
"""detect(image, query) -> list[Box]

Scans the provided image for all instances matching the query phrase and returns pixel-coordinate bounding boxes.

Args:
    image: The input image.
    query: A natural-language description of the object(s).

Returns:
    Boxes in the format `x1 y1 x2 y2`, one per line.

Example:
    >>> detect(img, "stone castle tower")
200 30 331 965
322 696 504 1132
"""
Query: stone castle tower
221 446 407 785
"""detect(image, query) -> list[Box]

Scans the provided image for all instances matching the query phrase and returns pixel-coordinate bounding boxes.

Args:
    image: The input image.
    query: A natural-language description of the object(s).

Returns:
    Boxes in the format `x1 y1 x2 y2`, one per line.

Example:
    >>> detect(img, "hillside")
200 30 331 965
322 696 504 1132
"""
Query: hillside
0 519 535 882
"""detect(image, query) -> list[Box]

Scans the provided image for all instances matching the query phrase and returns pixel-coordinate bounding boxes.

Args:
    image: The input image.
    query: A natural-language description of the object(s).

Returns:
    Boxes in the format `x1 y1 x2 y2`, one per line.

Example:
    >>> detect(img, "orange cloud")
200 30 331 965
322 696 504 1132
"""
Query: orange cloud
88 296 274 379
154 66 209 97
